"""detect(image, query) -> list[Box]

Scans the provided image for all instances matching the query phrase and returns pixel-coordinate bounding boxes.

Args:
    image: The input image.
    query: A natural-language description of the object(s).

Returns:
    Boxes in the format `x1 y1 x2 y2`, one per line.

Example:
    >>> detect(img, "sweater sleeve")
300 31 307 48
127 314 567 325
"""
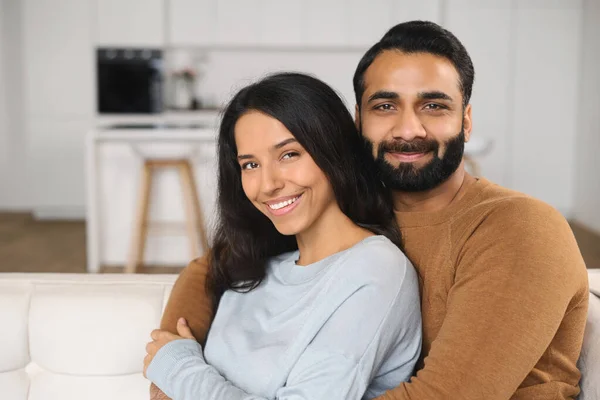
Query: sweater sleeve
147 255 422 400
377 198 589 400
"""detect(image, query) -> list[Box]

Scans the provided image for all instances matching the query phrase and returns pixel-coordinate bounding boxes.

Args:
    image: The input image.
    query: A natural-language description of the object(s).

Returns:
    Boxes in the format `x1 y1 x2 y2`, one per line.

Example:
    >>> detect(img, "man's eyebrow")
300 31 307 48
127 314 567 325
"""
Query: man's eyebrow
418 91 453 102
237 138 298 160
367 90 399 103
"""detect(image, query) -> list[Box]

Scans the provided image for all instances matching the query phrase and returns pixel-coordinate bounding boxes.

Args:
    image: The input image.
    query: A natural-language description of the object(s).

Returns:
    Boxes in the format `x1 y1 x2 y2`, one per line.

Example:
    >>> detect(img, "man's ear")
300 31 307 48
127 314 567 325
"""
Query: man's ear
463 104 472 142
354 104 360 130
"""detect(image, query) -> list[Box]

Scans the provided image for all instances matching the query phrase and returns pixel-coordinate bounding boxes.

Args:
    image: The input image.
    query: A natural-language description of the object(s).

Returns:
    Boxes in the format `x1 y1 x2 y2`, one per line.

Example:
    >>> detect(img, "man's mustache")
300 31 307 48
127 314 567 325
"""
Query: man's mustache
379 139 438 154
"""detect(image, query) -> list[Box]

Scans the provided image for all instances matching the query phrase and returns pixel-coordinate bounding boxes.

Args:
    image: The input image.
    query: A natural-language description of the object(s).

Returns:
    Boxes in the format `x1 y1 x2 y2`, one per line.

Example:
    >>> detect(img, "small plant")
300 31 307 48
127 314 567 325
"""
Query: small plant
174 67 197 82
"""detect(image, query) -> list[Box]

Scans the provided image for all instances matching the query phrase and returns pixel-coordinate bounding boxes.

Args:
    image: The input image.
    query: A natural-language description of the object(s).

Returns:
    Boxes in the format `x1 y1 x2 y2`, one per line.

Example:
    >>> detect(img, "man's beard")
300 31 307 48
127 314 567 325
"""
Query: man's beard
370 130 465 192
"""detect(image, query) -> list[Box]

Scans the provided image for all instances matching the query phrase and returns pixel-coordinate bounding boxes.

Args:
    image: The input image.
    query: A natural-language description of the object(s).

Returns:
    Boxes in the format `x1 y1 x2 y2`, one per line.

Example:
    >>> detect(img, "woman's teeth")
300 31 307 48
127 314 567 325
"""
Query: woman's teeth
268 196 300 210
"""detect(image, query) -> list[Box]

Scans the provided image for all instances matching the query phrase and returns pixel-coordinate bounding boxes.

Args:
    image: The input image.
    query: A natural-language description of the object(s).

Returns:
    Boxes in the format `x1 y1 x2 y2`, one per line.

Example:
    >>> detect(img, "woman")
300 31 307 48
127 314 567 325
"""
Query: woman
145 72 421 399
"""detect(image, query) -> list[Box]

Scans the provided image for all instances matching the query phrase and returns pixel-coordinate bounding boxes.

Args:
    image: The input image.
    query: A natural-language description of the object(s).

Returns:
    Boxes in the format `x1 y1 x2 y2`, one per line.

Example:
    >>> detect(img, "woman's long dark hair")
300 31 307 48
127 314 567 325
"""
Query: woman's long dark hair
208 72 401 305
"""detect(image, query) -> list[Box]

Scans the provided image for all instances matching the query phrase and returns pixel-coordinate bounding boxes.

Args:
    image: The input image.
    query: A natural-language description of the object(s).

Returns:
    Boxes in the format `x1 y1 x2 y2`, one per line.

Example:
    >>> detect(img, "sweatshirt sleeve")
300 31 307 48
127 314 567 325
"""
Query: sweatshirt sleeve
377 198 589 400
147 253 422 400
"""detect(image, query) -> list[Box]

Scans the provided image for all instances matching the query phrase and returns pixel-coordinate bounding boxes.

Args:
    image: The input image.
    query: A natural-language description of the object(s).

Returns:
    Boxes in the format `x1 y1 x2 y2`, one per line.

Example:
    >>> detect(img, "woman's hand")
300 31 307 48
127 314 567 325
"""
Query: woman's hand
144 317 196 377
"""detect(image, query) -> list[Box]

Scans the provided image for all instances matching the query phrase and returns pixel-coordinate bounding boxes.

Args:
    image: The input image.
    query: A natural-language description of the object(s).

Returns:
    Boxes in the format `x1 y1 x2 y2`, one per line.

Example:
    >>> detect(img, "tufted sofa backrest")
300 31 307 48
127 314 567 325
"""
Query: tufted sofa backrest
0 274 177 400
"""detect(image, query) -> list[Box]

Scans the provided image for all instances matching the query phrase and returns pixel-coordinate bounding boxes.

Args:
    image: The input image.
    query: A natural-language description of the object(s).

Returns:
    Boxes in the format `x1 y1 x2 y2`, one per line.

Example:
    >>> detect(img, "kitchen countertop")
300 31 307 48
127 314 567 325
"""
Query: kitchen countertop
92 121 218 143
95 109 223 127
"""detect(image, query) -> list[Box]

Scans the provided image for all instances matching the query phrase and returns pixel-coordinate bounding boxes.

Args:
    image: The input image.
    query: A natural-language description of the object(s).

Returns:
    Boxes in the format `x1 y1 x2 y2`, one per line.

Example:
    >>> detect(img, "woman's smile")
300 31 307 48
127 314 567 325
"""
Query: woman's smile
265 193 303 216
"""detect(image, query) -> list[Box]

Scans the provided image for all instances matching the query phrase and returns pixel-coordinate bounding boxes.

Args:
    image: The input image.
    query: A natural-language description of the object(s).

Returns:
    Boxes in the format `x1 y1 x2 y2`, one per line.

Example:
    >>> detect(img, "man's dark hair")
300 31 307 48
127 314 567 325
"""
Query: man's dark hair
353 20 475 109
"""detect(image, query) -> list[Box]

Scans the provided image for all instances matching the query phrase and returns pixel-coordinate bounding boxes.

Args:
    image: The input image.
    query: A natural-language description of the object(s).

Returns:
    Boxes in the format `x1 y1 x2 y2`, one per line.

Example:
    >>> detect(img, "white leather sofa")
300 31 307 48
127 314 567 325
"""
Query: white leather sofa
0 274 177 400
0 271 598 400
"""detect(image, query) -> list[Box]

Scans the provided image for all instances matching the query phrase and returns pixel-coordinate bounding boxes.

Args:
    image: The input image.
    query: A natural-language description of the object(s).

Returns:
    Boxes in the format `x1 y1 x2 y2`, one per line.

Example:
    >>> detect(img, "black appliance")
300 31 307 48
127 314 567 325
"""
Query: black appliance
97 48 164 114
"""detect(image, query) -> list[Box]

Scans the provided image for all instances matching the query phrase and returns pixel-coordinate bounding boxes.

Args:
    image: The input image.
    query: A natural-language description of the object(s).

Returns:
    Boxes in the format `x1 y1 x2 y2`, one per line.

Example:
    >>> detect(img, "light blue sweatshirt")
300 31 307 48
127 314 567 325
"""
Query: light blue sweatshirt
147 235 422 400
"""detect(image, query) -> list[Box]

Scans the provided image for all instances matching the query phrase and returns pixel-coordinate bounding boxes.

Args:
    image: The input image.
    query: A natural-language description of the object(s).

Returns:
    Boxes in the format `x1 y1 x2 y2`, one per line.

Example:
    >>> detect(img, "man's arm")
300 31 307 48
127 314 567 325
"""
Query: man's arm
377 199 589 400
150 256 215 400
160 256 214 343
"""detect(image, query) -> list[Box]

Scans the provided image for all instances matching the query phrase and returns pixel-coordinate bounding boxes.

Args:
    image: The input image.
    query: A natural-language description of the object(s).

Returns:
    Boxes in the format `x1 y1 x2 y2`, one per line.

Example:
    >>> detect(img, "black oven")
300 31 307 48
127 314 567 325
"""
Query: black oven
97 48 164 114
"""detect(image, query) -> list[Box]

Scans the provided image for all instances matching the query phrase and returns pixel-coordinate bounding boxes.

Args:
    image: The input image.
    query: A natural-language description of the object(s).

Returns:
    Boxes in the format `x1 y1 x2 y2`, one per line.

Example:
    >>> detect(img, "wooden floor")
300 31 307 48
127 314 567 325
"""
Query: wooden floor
0 213 184 274
0 212 598 274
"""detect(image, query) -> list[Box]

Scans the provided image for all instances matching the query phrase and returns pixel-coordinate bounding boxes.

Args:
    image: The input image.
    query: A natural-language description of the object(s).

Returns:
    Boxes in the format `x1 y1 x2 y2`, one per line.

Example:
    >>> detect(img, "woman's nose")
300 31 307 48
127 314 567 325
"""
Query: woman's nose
260 165 284 195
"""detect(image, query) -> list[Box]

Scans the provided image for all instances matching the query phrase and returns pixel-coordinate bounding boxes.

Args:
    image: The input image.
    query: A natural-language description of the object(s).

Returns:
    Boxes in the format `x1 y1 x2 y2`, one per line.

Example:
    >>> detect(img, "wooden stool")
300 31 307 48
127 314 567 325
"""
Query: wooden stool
125 159 209 273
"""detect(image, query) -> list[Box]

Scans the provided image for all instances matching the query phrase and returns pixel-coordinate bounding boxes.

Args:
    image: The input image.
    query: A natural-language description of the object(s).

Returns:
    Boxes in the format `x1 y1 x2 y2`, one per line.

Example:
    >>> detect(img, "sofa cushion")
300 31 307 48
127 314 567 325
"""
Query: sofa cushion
579 270 600 400
0 273 177 400
0 282 31 372
29 283 165 375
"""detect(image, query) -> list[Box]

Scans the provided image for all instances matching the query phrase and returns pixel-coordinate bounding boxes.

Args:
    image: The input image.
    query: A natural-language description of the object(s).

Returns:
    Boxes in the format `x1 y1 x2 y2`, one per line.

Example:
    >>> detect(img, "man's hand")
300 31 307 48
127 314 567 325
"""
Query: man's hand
144 317 196 378
150 383 172 400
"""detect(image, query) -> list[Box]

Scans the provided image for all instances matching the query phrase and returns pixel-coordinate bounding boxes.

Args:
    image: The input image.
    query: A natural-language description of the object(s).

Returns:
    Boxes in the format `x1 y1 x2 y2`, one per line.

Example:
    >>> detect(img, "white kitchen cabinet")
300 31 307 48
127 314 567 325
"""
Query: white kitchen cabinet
347 0 394 47
259 0 304 47
169 0 442 49
95 0 165 47
445 0 512 187
510 0 582 214
171 0 304 48
168 0 217 46
390 0 443 24
304 0 348 47
346 0 443 47
23 0 94 118
216 0 261 46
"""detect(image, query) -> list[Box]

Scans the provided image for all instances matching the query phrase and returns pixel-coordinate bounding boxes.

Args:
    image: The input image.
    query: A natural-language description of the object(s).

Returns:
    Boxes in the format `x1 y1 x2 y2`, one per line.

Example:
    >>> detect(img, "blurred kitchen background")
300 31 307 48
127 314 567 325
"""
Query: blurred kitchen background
0 0 598 273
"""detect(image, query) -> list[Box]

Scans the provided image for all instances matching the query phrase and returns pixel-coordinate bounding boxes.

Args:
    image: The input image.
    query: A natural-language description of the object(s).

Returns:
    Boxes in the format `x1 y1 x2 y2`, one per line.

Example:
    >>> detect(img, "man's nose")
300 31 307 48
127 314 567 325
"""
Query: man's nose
391 109 427 141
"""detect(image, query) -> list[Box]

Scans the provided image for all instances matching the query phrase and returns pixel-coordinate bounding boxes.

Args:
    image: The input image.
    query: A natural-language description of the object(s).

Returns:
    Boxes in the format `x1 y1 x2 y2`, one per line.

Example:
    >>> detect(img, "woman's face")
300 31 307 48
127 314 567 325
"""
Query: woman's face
234 111 338 236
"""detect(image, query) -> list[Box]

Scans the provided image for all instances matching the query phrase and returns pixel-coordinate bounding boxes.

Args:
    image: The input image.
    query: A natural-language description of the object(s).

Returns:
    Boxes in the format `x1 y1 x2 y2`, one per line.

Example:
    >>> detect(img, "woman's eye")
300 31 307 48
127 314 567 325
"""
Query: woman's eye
241 162 258 170
281 152 299 160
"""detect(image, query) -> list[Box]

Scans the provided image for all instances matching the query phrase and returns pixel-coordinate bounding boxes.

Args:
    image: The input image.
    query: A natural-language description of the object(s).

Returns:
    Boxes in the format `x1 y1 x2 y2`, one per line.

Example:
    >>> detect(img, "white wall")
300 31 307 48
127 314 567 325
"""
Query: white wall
510 0 582 216
443 0 513 187
0 0 28 210
0 0 8 204
572 0 600 233
22 0 95 219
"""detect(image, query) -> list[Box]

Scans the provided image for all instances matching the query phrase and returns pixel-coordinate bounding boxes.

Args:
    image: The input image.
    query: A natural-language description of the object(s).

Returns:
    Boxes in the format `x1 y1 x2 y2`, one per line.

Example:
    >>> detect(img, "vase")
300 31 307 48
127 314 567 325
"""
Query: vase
173 77 191 110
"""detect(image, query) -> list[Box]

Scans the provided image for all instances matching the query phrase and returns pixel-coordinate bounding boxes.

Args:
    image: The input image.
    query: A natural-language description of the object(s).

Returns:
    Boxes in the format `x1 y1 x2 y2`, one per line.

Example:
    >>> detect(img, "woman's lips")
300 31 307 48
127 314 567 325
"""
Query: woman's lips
265 194 302 216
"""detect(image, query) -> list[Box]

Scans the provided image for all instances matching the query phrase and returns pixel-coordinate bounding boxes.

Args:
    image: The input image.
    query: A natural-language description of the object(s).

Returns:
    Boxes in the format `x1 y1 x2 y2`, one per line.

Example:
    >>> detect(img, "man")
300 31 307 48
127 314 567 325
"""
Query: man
148 21 588 399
